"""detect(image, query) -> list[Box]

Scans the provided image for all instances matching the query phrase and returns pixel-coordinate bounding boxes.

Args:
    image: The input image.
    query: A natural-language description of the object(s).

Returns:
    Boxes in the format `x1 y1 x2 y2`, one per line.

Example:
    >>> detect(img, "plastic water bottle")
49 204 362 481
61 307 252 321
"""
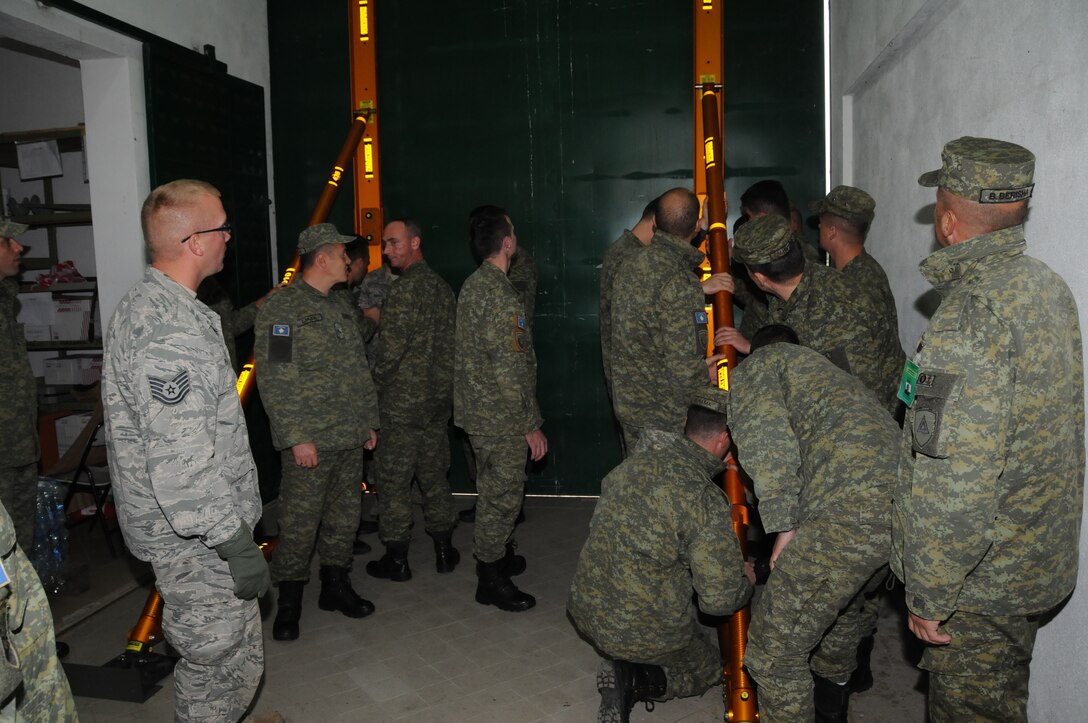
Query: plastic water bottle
48 487 69 594
32 481 57 587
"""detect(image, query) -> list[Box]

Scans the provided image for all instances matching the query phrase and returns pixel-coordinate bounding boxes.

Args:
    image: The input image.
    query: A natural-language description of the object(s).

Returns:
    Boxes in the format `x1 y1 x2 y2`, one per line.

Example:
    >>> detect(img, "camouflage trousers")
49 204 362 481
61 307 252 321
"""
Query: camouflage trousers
154 548 263 722
469 434 526 563
1 541 78 720
372 420 456 542
745 489 891 723
615 625 721 700
809 565 888 682
272 447 364 581
0 464 37 553
920 609 1039 723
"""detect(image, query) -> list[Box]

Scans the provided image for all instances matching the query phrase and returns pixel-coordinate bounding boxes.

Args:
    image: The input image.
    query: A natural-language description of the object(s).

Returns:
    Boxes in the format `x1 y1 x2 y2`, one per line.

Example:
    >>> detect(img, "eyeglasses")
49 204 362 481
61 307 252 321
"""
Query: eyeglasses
180 223 232 244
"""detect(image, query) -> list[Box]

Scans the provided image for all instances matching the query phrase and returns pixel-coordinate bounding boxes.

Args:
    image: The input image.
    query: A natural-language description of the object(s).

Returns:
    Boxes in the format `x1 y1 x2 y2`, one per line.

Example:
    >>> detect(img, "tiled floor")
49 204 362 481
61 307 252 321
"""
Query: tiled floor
60 497 927 722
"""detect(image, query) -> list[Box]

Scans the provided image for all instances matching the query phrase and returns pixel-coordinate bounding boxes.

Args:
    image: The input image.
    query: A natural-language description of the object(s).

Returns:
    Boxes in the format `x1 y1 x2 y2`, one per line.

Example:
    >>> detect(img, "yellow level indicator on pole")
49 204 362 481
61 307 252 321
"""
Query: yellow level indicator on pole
717 358 729 390
704 137 715 166
363 138 375 178
359 1 370 42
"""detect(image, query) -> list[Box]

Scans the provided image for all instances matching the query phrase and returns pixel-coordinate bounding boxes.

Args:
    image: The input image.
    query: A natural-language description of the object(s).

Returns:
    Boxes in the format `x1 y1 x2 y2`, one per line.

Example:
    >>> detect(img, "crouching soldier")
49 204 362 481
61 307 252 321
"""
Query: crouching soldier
568 387 754 722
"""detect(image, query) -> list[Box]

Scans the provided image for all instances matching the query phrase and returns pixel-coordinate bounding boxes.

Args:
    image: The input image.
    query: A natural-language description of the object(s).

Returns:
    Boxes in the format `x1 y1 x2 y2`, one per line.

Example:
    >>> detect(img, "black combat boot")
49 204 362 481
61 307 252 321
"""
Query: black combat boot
366 541 412 581
848 634 875 693
596 659 667 723
813 673 851 723
474 560 535 612
431 531 461 574
272 581 305 641
500 540 527 577
317 565 375 618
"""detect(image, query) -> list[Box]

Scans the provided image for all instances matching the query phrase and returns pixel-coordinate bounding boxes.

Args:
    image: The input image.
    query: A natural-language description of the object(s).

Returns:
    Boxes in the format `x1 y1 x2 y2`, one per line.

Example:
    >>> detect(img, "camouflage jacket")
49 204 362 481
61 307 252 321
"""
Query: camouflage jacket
600 229 642 395
197 276 259 371
454 261 542 436
254 278 379 451
356 262 394 362
767 260 900 409
841 250 905 413
892 225 1084 620
0 279 38 467
729 343 899 533
567 431 752 659
102 268 261 560
611 230 710 434
508 248 539 332
373 260 456 426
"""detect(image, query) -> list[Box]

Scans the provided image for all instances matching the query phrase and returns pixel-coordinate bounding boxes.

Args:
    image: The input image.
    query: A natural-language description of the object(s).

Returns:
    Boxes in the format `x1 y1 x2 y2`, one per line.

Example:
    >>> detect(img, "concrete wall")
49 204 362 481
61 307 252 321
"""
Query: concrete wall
830 0 1088 717
0 0 272 321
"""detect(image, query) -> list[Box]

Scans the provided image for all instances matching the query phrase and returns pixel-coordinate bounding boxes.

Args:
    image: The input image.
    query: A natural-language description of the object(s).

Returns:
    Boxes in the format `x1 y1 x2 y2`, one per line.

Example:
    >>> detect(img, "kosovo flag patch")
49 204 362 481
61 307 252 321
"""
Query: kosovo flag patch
149 370 191 405
694 310 709 325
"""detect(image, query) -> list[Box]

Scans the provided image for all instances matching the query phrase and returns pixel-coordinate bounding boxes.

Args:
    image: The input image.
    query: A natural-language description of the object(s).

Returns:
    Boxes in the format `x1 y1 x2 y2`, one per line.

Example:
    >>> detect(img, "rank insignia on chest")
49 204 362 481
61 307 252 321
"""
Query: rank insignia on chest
694 310 708 325
515 313 526 330
148 370 191 405
272 324 290 337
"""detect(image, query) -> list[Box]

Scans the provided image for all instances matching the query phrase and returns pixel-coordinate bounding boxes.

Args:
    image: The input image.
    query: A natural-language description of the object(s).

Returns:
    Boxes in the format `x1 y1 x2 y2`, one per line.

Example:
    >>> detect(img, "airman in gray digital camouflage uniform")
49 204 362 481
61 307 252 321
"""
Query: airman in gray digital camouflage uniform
893 137 1084 723
728 332 898 723
365 219 459 582
610 188 717 451
0 218 38 552
454 207 546 613
568 387 753 723
0 500 77 720
719 214 901 409
103 180 270 721
255 223 380 642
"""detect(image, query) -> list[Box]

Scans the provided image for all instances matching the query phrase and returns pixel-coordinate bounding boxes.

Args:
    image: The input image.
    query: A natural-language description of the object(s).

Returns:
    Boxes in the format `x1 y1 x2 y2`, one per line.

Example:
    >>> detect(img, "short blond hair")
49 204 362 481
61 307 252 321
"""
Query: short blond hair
141 179 221 259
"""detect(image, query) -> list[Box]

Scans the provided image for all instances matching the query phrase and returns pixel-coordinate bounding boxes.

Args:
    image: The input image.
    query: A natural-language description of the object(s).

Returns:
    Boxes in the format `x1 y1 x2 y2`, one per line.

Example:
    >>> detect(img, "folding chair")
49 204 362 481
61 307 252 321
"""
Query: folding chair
44 393 119 556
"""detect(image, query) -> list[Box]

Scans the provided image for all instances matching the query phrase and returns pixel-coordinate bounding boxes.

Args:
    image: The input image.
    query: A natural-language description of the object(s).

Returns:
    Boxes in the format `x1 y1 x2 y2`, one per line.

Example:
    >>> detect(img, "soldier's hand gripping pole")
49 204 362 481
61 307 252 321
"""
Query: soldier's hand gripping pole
124 114 372 658
701 83 759 722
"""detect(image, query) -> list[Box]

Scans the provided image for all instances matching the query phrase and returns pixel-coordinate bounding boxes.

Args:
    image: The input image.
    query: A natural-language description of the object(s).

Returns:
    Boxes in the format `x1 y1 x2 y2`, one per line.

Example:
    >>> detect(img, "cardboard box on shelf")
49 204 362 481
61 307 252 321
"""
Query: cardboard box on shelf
51 297 92 341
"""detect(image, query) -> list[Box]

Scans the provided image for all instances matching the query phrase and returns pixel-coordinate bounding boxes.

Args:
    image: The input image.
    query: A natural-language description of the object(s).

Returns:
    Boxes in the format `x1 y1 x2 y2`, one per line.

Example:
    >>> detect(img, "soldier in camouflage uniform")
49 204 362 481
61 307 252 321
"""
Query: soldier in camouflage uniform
459 206 541 523
1 500 78 720
0 219 38 552
600 200 656 403
807 184 904 698
728 332 898 723
718 214 901 409
103 180 271 721
365 219 459 582
568 388 754 723
255 223 380 641
454 207 546 612
893 137 1084 722
611 188 717 451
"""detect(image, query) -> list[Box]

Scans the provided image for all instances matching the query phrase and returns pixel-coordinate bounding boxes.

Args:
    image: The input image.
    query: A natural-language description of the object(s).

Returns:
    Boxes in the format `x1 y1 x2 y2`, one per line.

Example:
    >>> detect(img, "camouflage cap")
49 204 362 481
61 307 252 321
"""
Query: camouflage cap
689 386 729 417
732 214 792 265
0 217 29 239
808 185 875 225
297 222 355 254
918 136 1035 204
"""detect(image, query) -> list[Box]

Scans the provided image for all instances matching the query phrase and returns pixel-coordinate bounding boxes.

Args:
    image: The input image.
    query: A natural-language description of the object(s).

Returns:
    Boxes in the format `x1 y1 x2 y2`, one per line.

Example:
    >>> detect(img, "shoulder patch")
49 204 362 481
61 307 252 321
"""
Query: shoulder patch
272 324 290 337
148 370 191 405
268 323 293 363
694 310 709 325
515 313 526 330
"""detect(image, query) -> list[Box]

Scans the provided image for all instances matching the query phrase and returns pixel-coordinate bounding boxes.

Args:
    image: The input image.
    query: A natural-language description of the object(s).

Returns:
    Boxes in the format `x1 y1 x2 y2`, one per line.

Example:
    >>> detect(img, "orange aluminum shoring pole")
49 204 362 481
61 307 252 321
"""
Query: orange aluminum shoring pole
703 85 759 723
348 0 383 271
234 111 372 406
695 2 759 721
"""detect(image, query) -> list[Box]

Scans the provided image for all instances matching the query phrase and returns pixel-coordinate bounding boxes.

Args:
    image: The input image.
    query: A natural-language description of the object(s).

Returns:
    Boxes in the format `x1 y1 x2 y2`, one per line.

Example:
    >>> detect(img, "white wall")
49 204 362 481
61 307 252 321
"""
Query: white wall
831 0 1088 717
0 0 273 322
